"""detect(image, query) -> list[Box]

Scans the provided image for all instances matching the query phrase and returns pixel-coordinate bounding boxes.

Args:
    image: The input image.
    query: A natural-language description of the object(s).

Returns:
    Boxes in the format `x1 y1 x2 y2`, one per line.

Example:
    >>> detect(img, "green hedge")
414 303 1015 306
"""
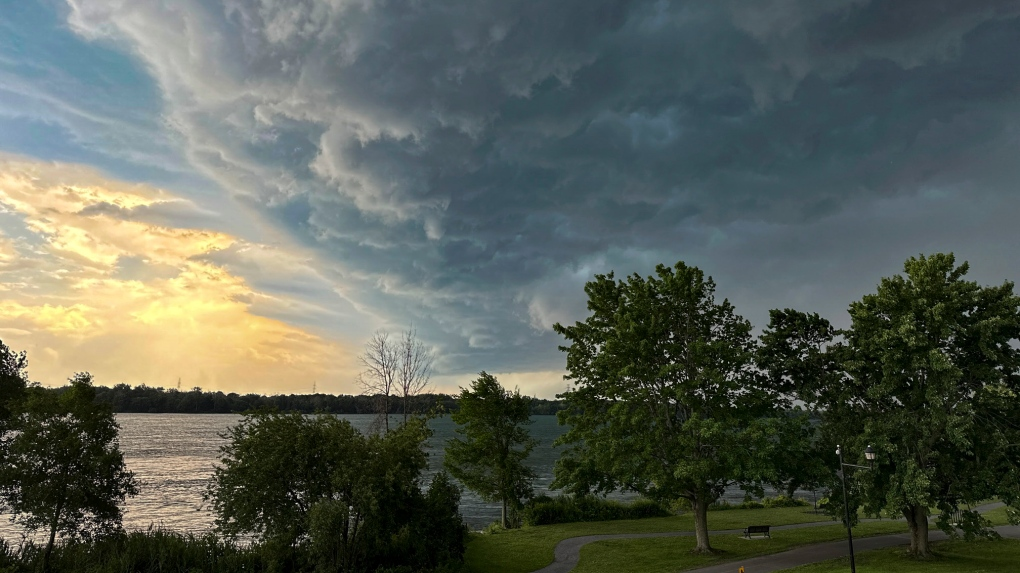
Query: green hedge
710 495 811 511
521 495 671 526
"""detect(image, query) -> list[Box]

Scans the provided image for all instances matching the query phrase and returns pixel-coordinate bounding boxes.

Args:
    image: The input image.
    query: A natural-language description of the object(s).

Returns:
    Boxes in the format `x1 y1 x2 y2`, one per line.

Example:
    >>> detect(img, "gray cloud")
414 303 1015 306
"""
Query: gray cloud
63 0 1020 386
78 199 224 229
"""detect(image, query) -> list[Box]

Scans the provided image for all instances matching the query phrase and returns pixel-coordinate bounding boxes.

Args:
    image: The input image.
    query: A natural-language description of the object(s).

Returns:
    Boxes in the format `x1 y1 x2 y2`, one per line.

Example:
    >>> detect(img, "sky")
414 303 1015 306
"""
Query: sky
1 1 1019 397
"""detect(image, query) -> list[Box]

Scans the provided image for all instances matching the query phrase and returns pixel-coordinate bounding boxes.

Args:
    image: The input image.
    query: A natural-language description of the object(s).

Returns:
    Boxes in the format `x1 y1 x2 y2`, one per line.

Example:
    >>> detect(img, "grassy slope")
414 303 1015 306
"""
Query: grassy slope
778 538 1020 572
464 506 838 573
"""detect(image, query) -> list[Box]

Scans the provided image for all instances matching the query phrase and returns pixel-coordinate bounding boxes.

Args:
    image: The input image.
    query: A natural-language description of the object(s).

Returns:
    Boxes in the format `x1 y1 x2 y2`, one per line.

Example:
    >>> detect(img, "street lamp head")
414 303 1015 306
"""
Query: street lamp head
865 445 876 468
836 444 842 457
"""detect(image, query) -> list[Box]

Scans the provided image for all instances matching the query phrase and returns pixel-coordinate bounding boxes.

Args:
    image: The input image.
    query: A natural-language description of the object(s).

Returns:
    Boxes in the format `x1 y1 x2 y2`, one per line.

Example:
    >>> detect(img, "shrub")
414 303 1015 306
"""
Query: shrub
762 495 809 509
710 495 810 511
520 495 670 526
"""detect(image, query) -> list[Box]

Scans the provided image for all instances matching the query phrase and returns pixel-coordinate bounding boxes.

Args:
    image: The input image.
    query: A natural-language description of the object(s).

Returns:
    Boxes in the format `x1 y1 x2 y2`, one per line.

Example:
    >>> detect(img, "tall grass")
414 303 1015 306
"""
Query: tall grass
521 495 671 526
0 528 275 573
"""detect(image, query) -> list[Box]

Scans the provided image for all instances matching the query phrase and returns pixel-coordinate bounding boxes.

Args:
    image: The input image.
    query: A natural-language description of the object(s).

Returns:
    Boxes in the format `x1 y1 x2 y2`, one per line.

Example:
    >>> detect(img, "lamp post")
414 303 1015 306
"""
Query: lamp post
836 444 876 573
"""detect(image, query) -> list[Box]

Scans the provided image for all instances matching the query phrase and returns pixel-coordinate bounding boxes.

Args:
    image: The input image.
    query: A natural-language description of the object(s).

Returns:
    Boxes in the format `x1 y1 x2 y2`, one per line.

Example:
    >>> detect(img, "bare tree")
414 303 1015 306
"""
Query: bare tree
358 328 436 431
396 327 435 423
357 331 398 432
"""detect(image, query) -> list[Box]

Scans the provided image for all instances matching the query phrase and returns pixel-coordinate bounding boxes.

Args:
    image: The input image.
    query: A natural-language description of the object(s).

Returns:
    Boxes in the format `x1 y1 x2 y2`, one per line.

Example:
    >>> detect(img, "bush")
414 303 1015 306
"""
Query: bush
762 495 809 509
209 412 467 572
520 495 670 526
710 495 810 511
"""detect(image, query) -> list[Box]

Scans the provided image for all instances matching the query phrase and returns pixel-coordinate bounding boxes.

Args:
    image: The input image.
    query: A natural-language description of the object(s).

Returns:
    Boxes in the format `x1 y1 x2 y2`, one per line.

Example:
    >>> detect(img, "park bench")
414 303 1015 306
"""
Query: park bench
743 525 771 539
942 508 965 527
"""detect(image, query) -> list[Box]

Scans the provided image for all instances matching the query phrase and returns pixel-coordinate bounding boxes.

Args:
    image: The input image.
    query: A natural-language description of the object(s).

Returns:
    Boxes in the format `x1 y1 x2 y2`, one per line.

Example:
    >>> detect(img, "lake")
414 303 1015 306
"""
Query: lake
0 413 778 540
1 413 579 539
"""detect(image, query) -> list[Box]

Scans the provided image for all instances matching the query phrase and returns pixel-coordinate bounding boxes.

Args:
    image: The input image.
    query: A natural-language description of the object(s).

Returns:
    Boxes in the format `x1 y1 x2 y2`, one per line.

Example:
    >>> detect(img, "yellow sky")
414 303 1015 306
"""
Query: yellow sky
0 155 357 394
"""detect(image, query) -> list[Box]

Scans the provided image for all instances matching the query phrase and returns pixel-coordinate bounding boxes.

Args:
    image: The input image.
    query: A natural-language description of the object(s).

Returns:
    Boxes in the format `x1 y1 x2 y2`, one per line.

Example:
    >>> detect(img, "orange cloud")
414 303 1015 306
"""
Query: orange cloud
0 154 357 394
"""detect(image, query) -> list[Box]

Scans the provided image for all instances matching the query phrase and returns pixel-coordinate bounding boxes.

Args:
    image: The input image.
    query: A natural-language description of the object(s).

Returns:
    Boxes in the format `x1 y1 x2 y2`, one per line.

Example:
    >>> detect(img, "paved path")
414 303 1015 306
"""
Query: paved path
531 503 1012 573
686 525 1020 573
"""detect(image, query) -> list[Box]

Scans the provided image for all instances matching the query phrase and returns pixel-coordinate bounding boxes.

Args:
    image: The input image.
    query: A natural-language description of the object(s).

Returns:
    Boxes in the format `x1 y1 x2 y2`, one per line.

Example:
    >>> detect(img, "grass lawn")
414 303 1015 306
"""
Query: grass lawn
465 506 849 573
981 505 1012 526
777 538 1020 572
572 521 908 573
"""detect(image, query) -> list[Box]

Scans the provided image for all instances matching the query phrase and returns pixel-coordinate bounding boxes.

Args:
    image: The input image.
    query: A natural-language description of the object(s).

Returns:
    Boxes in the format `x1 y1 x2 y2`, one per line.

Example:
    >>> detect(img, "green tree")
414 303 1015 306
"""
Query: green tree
0 338 28 423
444 372 537 529
553 262 786 553
0 339 29 518
830 253 1020 557
209 410 464 572
757 310 839 500
0 372 138 572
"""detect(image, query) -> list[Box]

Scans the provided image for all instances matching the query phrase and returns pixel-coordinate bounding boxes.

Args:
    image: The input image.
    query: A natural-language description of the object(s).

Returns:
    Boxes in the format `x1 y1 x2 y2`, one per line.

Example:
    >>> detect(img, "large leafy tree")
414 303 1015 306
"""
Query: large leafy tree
444 372 537 529
208 410 464 572
0 372 138 572
832 254 1020 557
757 310 840 500
553 261 785 553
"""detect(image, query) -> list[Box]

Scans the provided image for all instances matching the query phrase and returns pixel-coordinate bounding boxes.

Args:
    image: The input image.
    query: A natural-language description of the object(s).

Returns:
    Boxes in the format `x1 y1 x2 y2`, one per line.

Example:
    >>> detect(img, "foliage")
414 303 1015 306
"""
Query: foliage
520 495 669 526
707 495 810 511
768 253 1020 557
0 372 138 571
757 312 837 496
552 261 792 552
445 372 537 529
413 471 469 568
0 339 28 424
847 255 1020 555
0 338 30 517
208 410 466 572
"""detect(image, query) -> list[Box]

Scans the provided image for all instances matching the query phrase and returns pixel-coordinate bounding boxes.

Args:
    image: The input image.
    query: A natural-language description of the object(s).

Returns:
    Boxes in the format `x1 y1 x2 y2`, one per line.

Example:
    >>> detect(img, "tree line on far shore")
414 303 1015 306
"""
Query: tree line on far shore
40 385 566 416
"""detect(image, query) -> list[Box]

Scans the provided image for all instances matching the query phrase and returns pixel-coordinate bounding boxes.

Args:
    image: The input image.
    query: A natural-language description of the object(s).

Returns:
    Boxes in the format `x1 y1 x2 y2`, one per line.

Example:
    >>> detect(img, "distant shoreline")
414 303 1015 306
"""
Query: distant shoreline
42 384 566 416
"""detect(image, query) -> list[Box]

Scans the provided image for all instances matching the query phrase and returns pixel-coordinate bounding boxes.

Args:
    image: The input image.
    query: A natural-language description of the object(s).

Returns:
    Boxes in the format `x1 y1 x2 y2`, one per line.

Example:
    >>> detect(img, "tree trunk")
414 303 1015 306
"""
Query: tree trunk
903 504 930 558
43 497 64 573
692 497 713 553
501 497 508 529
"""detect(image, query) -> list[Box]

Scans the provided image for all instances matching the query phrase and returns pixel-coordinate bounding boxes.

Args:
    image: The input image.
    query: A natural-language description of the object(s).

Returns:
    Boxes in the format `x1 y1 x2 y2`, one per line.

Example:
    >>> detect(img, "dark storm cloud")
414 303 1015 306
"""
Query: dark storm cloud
66 0 1020 380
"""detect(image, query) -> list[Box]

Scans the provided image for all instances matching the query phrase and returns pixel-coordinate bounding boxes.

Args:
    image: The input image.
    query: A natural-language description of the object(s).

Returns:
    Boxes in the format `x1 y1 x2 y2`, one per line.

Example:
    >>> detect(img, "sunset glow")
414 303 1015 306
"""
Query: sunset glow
0 155 353 393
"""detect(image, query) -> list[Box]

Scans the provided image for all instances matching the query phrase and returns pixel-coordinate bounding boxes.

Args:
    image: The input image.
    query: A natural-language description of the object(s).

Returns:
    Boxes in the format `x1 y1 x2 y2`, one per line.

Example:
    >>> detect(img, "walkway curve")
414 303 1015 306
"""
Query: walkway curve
530 503 1012 573
685 525 1020 573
